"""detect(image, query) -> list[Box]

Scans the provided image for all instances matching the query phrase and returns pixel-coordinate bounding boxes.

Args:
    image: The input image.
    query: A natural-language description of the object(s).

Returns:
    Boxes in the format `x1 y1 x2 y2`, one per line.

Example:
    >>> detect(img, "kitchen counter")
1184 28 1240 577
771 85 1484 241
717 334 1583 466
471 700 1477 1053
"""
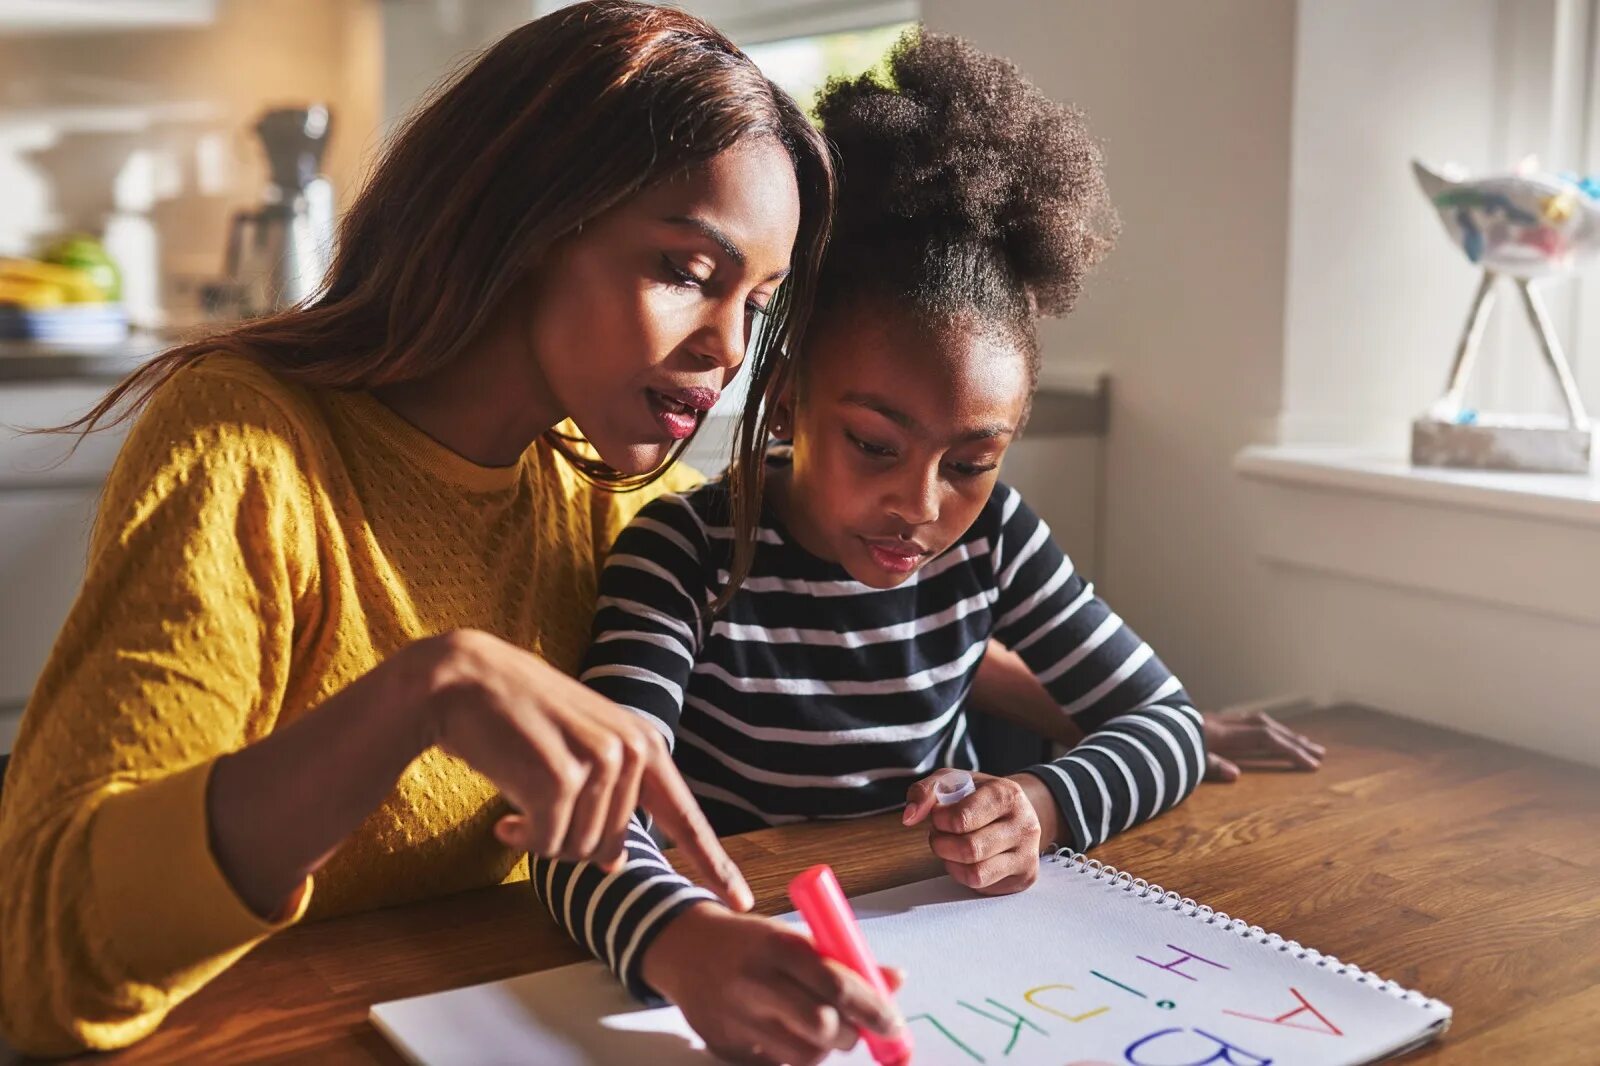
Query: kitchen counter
0 334 171 383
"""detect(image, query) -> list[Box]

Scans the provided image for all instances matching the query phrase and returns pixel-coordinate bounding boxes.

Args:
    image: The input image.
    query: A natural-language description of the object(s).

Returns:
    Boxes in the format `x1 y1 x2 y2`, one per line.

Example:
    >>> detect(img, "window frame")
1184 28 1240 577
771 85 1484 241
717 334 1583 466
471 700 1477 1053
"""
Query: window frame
672 0 918 46
1481 0 1600 415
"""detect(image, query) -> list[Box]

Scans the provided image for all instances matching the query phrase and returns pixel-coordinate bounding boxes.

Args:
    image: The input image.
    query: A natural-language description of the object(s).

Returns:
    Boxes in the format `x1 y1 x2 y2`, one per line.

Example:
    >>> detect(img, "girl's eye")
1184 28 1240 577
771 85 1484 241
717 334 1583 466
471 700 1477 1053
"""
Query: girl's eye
745 295 772 319
946 460 999 479
845 430 895 458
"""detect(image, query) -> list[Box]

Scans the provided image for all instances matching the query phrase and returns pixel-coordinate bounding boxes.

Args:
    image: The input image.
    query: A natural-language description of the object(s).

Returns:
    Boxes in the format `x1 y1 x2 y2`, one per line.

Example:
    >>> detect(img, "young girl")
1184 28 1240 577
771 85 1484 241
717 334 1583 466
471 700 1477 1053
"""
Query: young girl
533 30 1205 1065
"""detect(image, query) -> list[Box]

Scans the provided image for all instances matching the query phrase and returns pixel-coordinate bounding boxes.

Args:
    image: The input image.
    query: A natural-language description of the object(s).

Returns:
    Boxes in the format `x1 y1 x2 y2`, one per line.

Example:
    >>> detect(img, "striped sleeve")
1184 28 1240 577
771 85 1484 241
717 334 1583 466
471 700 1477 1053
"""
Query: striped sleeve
581 492 713 747
987 485 1206 853
528 820 716 1001
527 492 718 1001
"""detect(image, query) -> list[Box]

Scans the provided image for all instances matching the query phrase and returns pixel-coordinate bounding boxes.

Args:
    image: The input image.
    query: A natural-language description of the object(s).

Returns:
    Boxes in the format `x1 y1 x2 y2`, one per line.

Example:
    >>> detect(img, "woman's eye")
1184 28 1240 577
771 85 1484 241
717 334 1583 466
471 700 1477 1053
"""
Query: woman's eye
946 460 999 479
746 295 772 319
846 430 895 458
662 255 710 288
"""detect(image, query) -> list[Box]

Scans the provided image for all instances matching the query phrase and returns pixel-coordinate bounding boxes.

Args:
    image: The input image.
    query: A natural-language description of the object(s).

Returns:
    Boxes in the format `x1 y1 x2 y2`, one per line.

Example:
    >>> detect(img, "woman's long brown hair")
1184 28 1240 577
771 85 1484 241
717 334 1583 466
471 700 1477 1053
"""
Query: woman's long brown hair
53 0 833 607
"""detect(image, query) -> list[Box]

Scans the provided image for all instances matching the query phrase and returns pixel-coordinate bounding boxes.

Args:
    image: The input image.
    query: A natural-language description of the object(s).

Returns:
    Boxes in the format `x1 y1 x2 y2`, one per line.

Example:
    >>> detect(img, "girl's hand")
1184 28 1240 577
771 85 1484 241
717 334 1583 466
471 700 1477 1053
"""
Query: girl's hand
1202 709 1326 782
641 904 906 1066
903 771 1047 895
417 629 751 909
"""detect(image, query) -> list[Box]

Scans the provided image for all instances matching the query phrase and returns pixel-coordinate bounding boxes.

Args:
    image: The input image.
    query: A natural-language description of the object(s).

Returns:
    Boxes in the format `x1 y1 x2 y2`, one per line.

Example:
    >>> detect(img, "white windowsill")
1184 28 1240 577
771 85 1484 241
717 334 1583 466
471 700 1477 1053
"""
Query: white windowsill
1236 443 1600 626
1235 444 1600 530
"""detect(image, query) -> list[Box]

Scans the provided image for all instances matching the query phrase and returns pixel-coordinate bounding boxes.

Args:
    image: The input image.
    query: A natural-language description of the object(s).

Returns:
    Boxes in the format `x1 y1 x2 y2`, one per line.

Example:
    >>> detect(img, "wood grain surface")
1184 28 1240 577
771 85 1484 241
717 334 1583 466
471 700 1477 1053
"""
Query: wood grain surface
19 705 1598 1064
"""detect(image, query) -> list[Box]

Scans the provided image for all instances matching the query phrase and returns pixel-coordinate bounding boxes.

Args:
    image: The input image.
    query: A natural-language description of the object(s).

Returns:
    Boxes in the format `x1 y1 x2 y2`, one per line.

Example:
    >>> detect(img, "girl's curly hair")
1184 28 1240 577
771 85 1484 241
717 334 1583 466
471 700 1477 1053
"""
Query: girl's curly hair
811 28 1117 361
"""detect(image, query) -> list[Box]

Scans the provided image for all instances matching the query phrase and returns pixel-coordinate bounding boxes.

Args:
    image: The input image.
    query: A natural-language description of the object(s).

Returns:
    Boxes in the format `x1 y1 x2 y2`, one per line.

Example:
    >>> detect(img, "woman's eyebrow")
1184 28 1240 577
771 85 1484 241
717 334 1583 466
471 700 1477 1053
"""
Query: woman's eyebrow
664 215 745 265
663 215 792 283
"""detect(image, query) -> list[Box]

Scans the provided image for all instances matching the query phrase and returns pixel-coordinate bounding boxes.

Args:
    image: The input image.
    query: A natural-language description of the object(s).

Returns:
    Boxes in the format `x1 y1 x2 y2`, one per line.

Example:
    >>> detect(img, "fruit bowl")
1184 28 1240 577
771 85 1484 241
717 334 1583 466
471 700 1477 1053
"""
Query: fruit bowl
0 303 130 345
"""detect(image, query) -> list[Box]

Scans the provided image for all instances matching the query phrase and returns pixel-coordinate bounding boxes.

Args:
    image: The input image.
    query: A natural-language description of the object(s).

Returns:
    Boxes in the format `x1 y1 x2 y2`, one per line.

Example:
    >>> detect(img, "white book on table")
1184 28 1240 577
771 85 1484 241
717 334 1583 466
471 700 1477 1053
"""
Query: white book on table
371 848 1451 1065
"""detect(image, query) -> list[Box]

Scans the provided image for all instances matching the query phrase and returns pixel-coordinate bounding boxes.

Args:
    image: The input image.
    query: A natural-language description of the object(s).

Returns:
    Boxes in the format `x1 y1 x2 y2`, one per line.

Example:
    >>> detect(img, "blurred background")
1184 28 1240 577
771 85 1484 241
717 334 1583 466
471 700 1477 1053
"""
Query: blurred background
1 1 1596 769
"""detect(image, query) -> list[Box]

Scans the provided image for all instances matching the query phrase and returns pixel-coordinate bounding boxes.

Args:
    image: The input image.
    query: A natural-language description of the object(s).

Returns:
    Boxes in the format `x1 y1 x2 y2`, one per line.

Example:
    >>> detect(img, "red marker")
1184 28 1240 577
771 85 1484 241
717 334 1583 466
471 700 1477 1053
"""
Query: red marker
787 864 913 1066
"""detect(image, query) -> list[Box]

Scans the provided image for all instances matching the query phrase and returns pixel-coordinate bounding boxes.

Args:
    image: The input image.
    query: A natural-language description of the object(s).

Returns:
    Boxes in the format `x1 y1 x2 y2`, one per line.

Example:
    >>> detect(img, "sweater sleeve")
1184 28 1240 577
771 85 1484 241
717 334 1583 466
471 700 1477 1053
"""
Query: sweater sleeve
529 491 718 1001
986 486 1206 853
0 364 317 1055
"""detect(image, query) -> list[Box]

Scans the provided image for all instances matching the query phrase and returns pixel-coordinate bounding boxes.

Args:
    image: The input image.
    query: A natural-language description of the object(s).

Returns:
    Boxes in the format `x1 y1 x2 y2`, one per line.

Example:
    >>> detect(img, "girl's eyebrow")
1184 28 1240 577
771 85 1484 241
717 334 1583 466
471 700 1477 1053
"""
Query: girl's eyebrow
843 391 914 427
842 391 1014 442
663 215 792 283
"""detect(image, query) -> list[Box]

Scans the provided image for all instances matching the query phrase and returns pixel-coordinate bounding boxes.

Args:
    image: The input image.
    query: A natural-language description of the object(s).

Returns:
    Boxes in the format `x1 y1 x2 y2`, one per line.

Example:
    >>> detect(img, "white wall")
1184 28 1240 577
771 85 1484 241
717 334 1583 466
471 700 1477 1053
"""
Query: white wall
920 0 1301 710
1239 449 1600 765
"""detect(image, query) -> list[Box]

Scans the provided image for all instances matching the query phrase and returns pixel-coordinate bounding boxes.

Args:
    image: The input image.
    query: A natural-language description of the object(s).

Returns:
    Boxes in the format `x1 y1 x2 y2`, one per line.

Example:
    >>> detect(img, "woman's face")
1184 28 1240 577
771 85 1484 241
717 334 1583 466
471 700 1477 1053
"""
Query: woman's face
777 307 1031 589
526 138 802 475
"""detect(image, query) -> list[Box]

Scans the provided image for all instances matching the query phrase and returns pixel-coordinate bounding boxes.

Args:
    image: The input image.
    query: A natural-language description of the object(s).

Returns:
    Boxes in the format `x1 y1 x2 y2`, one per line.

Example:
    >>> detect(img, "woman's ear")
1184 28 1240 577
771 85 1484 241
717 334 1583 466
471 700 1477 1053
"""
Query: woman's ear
769 388 796 441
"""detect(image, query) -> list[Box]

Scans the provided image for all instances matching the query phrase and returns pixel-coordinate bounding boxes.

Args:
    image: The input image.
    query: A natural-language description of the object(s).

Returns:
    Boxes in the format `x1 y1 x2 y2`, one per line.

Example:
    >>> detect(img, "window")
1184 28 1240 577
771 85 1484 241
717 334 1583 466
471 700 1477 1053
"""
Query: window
1477 0 1600 419
673 2 918 472
742 20 915 115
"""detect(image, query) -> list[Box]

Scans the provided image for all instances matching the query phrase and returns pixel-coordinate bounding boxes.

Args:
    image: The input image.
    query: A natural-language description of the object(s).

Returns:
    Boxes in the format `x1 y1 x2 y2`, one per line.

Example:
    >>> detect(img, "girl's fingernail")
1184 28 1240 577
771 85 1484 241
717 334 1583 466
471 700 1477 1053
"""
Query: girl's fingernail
902 804 917 824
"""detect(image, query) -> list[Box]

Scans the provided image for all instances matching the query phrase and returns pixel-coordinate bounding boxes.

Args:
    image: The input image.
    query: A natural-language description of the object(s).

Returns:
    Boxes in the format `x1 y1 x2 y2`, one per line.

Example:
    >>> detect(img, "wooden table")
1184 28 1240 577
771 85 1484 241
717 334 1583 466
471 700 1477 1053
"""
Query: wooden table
26 705 1600 1064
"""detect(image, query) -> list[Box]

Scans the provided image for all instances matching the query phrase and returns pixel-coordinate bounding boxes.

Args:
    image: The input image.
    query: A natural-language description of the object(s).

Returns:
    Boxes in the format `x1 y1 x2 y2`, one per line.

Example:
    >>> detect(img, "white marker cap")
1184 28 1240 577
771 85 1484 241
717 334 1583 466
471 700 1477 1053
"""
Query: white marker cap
933 770 977 806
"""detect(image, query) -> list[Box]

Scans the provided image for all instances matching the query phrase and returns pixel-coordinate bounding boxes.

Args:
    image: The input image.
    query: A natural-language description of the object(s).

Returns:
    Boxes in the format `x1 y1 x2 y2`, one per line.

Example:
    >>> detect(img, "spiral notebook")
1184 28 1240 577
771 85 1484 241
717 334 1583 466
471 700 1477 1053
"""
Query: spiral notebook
371 848 1452 1065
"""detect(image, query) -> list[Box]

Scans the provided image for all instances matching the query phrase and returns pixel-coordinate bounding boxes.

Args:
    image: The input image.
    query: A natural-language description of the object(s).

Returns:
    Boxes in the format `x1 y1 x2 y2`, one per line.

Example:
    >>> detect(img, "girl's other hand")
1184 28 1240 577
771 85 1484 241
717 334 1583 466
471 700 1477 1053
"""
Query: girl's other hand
1202 708 1326 782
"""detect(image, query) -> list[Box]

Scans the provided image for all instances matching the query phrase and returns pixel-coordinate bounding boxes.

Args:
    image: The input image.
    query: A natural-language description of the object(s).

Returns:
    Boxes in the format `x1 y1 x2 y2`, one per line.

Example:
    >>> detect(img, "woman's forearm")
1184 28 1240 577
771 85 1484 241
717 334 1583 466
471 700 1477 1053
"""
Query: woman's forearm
206 639 444 917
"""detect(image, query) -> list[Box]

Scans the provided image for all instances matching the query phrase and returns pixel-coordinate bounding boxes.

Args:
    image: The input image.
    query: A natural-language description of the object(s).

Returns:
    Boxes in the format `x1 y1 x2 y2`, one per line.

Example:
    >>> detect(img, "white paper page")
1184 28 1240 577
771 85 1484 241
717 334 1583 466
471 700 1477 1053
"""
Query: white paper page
371 865 1449 1066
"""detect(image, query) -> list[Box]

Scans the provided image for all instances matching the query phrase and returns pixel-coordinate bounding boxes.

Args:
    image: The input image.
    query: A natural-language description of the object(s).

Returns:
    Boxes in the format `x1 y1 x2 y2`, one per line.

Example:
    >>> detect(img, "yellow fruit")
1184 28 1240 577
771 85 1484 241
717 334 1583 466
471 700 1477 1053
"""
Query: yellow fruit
0 276 69 309
0 258 106 303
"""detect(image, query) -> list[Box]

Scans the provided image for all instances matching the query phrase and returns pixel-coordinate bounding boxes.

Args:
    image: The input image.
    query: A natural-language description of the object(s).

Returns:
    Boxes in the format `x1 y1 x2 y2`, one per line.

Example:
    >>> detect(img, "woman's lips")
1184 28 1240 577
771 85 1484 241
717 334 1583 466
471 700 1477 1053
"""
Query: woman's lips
664 386 720 412
647 389 700 439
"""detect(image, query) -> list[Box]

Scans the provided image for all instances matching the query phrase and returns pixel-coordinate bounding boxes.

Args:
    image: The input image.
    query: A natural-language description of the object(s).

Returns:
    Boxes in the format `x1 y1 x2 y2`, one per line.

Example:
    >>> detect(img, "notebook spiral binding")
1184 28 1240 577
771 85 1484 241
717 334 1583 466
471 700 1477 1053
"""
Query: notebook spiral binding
1043 847 1451 1016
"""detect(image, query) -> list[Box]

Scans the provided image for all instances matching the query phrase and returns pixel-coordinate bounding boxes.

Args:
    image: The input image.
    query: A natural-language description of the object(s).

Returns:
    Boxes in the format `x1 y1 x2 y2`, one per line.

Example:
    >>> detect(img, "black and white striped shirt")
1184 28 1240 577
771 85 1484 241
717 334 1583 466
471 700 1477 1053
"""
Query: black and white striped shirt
531 454 1205 1000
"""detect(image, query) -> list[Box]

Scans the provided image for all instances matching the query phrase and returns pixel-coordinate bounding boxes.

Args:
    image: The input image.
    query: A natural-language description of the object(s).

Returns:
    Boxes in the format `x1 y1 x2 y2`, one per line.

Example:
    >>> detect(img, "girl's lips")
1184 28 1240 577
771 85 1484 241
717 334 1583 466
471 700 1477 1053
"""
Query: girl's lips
647 389 700 439
862 538 926 574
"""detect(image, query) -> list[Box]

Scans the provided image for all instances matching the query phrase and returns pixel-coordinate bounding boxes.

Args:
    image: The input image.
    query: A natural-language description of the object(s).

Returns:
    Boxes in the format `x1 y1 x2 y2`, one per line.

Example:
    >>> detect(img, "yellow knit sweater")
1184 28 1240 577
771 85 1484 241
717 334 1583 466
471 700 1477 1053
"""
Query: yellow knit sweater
0 353 700 1055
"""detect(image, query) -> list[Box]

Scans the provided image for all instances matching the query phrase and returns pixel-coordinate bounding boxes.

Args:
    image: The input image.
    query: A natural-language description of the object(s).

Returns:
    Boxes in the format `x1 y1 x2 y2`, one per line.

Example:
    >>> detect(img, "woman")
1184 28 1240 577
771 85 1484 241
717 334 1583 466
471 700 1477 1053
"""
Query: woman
0 2 852 1054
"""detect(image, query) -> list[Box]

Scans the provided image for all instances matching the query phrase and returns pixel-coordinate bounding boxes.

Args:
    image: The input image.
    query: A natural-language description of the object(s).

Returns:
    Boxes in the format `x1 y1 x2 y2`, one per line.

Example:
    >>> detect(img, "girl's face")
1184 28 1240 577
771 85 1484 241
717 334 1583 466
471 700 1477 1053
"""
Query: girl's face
776 307 1031 589
526 139 802 475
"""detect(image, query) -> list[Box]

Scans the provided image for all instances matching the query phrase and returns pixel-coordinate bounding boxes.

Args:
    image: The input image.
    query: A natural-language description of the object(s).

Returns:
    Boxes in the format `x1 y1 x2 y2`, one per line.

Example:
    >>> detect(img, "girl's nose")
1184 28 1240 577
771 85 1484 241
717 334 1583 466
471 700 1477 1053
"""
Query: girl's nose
887 464 939 526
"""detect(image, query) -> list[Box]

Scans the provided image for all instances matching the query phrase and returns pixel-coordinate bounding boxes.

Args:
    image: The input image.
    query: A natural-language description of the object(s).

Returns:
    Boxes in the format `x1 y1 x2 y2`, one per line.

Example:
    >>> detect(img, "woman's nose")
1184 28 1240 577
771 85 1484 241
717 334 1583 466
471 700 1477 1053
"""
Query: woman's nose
691 297 749 369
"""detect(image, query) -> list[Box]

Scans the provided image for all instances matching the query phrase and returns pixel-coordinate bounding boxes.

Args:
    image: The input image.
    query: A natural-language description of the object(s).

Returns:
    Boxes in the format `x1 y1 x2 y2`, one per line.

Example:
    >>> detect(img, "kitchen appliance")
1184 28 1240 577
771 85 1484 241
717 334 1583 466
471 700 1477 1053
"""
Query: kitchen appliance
217 104 335 317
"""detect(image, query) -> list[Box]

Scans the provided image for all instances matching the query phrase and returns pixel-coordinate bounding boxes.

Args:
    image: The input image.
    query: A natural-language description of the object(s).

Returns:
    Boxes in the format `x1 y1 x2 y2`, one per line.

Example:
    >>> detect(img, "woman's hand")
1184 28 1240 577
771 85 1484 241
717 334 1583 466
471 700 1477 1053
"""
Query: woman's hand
903 771 1049 895
1202 709 1326 782
419 629 750 905
641 904 905 1066
208 628 750 921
